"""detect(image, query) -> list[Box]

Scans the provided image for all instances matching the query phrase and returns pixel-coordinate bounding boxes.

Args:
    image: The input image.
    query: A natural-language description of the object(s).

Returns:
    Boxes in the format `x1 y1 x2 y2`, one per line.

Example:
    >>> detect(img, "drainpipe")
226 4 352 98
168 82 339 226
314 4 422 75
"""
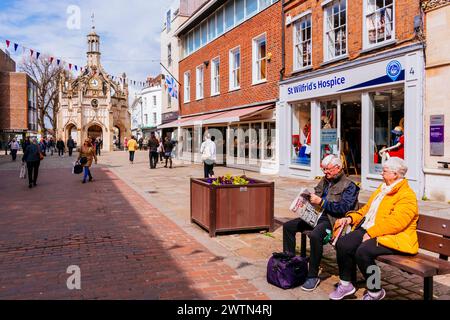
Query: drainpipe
280 0 286 81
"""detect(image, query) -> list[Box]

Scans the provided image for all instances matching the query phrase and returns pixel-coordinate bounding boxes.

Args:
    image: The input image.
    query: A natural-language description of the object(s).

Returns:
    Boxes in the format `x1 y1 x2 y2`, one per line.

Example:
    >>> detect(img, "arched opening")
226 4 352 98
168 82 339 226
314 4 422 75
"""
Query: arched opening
113 126 121 150
66 124 78 141
88 125 103 141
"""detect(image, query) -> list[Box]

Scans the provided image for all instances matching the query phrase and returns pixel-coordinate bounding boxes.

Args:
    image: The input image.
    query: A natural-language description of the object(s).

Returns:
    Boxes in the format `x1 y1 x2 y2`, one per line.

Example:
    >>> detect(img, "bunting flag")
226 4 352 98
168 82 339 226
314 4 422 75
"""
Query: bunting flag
30 49 34 57
14 43 18 52
36 52 41 59
74 65 78 71
6 40 10 48
50 57 54 64
57 59 61 66
69 63 72 70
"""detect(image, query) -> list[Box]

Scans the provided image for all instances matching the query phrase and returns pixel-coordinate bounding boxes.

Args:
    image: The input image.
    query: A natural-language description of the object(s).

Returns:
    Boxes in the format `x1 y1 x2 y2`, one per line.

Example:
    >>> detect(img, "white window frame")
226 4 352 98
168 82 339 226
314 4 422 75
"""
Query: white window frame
363 0 396 49
323 0 348 62
196 65 204 100
184 71 191 104
293 14 312 71
252 33 268 85
229 46 241 91
211 57 220 96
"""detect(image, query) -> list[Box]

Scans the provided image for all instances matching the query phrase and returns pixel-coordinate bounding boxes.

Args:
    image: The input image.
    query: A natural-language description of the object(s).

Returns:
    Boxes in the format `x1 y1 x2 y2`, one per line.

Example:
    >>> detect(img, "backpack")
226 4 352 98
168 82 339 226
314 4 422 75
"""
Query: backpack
201 142 212 161
267 252 308 289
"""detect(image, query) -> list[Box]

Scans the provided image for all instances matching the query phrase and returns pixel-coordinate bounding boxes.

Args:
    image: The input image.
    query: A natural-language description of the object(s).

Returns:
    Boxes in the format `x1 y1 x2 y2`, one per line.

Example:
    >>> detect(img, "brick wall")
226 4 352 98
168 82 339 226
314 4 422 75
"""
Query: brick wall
0 72 28 130
0 49 16 73
284 0 421 77
179 1 282 117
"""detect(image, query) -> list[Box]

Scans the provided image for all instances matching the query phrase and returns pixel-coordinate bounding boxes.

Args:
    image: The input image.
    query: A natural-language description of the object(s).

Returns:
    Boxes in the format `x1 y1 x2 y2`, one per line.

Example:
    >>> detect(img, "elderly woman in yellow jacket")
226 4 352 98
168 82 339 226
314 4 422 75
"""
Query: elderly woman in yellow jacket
329 157 418 301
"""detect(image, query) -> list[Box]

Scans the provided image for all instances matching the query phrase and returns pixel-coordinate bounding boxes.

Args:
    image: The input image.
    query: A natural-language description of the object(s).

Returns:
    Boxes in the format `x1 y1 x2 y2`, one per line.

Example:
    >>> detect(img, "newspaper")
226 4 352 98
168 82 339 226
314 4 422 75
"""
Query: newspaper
289 188 324 228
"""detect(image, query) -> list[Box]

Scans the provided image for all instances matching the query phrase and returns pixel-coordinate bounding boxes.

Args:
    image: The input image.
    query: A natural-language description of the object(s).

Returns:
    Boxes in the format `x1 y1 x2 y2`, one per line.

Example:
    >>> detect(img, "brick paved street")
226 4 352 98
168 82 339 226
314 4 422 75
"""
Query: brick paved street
0 152 449 300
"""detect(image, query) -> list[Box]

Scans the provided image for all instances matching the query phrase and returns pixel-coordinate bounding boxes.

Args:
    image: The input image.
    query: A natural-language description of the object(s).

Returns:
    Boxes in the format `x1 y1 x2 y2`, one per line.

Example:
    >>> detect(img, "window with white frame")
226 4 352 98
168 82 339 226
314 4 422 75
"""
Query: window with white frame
211 58 220 95
324 0 347 61
253 34 267 83
167 43 172 67
153 96 157 106
293 14 312 70
229 47 241 90
184 72 191 103
196 66 204 100
365 0 394 46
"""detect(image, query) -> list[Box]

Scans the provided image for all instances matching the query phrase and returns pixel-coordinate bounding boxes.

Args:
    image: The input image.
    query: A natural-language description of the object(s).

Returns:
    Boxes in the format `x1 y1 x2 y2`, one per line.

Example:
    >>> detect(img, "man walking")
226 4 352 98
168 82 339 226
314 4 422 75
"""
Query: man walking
67 137 75 157
96 137 102 156
148 132 159 169
200 134 216 178
9 138 20 161
127 136 138 164
56 138 65 157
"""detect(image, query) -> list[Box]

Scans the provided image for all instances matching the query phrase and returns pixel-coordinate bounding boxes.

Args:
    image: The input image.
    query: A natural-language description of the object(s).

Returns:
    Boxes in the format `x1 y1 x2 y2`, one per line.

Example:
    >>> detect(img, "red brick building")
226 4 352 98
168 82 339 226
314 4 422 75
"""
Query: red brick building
0 49 38 147
278 0 425 195
170 0 282 173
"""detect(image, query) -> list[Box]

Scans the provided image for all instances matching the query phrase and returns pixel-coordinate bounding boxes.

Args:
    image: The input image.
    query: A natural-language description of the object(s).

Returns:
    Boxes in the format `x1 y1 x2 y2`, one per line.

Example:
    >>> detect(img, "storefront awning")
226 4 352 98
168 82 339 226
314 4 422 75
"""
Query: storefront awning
202 104 274 125
158 120 180 129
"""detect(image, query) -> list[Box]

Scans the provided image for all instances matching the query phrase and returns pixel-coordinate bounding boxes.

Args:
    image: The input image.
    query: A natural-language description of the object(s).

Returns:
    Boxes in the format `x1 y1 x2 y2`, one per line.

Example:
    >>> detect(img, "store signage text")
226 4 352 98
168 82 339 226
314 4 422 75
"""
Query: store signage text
287 76 346 95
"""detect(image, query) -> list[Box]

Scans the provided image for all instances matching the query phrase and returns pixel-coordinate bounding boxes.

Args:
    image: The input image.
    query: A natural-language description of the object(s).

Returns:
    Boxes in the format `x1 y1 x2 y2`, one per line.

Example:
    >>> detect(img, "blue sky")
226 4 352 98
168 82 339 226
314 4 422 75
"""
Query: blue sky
0 0 169 94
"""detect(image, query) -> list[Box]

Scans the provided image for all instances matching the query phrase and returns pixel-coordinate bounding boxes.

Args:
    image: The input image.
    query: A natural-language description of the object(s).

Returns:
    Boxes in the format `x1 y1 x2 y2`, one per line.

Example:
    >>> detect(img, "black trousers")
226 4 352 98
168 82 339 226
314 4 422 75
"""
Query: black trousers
149 152 158 168
27 161 40 185
283 216 332 278
96 147 101 156
129 151 135 162
335 227 403 291
203 162 214 178
68 148 73 156
165 156 172 168
11 149 17 161
58 148 64 156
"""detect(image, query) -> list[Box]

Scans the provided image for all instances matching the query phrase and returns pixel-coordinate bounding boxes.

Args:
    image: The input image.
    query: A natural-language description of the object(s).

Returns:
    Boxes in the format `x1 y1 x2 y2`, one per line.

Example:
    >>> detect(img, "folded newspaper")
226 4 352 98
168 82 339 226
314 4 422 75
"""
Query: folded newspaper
289 188 324 227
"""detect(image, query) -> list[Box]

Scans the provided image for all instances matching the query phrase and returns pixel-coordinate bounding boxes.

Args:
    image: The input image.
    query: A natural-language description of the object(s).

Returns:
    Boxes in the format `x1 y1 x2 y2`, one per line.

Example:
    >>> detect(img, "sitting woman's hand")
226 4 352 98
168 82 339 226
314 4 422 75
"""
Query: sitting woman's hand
335 217 352 228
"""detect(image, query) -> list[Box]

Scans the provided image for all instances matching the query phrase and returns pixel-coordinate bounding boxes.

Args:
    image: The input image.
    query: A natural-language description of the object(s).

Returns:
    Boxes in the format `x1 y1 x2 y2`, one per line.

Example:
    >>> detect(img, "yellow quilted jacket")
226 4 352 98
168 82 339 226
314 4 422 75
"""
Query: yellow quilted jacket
346 179 419 254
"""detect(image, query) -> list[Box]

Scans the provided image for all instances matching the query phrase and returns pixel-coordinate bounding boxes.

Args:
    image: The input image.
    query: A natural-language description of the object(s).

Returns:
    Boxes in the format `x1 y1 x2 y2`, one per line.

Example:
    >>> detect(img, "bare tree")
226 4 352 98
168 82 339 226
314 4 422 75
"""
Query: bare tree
20 57 65 134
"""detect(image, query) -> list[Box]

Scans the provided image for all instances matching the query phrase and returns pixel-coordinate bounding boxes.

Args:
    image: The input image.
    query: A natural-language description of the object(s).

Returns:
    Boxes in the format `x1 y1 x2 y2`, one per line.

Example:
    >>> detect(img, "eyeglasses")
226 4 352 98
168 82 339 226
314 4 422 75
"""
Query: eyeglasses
322 165 338 172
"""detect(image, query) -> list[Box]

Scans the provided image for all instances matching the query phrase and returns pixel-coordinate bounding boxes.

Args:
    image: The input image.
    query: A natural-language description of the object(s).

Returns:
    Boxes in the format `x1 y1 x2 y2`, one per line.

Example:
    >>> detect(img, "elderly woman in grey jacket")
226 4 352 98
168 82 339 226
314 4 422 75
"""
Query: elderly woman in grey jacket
22 138 42 189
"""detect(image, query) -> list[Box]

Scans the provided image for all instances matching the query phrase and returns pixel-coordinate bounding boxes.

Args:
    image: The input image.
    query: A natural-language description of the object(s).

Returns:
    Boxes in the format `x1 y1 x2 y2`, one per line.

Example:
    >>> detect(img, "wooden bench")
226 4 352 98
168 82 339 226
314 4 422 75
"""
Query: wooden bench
299 215 450 300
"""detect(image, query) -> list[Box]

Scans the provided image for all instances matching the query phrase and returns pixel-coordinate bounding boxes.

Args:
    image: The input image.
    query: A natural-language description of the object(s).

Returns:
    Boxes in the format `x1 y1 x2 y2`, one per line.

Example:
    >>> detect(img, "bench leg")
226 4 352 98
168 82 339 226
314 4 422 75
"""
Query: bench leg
424 277 433 300
300 233 307 258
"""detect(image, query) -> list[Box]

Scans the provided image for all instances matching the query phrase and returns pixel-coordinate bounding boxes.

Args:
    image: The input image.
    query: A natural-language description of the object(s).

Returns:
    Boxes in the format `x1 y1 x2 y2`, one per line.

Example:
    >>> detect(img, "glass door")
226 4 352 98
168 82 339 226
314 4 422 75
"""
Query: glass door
320 100 339 160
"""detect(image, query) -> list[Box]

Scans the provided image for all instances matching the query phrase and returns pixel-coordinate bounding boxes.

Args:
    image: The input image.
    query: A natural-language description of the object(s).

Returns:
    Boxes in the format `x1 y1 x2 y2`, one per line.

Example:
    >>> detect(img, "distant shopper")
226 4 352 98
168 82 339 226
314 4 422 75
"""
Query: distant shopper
22 137 31 154
67 137 75 157
9 139 20 161
148 133 159 169
56 138 65 157
163 137 174 169
77 139 98 184
124 137 129 152
127 136 138 164
200 134 216 178
138 137 144 151
96 137 102 156
23 138 42 189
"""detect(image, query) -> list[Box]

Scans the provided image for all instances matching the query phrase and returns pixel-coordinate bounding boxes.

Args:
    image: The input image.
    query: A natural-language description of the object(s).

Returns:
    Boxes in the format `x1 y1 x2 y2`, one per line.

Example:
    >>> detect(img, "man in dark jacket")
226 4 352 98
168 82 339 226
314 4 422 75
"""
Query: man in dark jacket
67 137 75 157
23 138 42 188
283 154 360 292
56 138 65 157
148 132 159 169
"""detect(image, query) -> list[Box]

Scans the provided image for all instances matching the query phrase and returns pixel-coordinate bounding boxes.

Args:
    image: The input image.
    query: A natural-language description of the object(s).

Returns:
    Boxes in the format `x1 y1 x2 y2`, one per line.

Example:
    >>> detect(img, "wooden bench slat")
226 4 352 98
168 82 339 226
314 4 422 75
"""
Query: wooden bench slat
418 215 450 237
418 231 450 257
376 254 438 277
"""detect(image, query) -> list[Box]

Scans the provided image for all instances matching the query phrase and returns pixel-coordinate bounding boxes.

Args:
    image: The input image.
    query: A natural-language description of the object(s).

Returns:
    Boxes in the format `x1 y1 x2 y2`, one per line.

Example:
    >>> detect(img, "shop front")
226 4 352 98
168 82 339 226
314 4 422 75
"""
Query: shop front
278 45 424 196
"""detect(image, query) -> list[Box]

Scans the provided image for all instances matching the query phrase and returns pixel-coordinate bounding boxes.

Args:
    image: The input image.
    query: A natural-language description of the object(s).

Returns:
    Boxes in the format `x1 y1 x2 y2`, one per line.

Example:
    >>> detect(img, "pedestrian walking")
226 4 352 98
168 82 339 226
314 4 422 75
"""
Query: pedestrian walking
96 137 102 156
48 137 55 156
163 137 174 169
22 138 43 189
22 137 31 154
124 137 129 152
200 134 216 178
77 139 98 184
148 132 159 169
56 138 65 157
158 138 165 162
9 139 20 161
128 136 138 164
138 137 144 151
67 137 75 157
39 138 47 156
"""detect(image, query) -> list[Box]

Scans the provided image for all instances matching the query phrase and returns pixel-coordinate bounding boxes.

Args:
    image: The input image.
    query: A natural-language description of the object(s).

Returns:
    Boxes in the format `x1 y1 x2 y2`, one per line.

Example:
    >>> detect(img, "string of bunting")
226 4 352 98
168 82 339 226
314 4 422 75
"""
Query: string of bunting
1 37 148 88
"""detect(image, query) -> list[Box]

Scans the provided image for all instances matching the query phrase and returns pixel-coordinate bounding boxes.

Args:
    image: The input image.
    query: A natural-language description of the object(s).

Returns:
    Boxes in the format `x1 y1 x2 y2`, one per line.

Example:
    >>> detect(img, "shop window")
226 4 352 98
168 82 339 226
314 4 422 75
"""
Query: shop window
239 124 250 160
366 0 394 46
264 122 276 160
294 15 312 70
370 87 405 174
250 123 262 160
229 125 239 158
292 102 311 166
320 100 338 160
324 0 347 61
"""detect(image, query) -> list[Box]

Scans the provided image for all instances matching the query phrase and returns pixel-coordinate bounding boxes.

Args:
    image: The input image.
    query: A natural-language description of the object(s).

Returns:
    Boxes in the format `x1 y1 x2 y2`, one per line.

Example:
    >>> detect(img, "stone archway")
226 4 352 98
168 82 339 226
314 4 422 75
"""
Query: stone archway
87 125 103 140
66 123 78 140
113 126 121 150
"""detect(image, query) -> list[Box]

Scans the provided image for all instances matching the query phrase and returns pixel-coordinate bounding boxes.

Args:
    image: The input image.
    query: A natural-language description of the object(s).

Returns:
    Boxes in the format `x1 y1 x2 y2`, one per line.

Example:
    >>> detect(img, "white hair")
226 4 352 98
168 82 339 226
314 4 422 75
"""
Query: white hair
322 154 342 168
383 157 408 178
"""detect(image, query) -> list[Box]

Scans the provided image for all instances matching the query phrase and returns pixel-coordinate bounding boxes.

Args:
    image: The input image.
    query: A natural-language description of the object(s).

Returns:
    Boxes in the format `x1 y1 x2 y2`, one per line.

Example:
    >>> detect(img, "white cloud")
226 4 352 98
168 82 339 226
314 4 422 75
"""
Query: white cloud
0 0 168 90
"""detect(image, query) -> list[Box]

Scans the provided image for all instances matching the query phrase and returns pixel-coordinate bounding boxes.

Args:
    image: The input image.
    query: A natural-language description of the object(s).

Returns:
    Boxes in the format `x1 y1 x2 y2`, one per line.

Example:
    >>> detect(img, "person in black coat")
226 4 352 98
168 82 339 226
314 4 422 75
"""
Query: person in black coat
23 138 42 189
67 137 75 157
56 138 65 157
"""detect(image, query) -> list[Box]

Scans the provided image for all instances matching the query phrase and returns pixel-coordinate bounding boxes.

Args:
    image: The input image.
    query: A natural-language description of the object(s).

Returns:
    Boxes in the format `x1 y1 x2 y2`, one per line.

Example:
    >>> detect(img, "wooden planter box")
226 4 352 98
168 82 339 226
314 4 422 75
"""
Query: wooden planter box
190 178 275 237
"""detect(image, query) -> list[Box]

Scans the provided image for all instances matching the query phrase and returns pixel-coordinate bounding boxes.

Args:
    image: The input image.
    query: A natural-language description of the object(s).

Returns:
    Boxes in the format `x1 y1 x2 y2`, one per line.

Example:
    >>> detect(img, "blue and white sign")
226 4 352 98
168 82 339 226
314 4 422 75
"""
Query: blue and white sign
386 60 402 82
281 57 408 101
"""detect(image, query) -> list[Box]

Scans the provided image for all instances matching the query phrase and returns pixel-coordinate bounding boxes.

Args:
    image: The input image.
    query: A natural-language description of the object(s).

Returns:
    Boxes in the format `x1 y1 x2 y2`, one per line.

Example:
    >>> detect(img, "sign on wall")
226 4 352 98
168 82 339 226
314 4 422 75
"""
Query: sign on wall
430 115 444 156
